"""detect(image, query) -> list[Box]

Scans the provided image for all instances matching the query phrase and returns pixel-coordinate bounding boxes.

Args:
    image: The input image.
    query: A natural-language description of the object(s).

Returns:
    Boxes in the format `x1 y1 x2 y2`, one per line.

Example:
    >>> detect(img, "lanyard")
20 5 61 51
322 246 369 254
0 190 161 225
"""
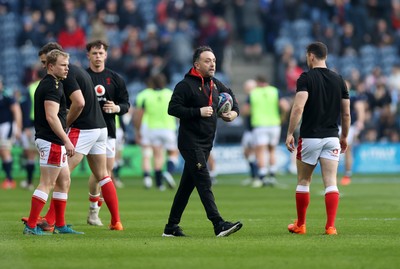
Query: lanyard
207 80 214 106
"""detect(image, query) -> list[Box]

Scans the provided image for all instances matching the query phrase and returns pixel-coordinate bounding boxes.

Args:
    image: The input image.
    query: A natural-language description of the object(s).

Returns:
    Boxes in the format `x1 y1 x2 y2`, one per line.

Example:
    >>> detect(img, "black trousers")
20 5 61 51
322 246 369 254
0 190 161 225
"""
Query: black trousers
167 149 223 226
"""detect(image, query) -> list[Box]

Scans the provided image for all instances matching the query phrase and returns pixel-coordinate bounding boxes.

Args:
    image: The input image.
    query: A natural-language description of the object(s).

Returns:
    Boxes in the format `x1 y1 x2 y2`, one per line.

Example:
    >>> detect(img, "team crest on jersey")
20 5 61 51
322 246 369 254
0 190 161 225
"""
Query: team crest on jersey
95 85 106 96
331 148 339 157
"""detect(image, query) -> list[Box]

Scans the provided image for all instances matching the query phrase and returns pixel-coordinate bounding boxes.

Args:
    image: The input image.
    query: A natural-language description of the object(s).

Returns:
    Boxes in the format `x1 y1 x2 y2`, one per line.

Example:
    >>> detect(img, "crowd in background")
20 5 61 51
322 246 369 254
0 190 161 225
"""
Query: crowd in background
0 0 399 144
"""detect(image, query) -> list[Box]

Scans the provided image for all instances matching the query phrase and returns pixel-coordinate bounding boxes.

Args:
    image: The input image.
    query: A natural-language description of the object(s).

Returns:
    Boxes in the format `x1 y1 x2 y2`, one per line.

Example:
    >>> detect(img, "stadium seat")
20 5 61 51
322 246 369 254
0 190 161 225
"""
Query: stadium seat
291 19 312 38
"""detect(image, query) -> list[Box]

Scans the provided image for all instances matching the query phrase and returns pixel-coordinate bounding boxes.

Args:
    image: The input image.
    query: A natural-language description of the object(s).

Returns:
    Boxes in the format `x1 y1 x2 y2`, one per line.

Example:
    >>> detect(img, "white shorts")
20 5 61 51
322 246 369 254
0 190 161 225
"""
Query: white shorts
140 124 150 146
35 138 68 167
339 125 358 145
106 138 116 158
0 121 13 149
20 127 36 150
252 126 281 146
68 127 107 155
115 127 125 151
241 130 254 148
148 129 177 151
297 137 341 165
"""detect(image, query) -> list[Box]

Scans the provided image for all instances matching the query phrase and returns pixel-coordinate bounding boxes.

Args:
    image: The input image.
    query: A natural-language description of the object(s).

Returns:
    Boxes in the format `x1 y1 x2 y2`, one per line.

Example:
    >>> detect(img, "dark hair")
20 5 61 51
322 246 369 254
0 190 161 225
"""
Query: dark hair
192 46 213 65
38 42 63 56
153 73 167 89
86 40 109 52
255 74 268 84
306 42 328 60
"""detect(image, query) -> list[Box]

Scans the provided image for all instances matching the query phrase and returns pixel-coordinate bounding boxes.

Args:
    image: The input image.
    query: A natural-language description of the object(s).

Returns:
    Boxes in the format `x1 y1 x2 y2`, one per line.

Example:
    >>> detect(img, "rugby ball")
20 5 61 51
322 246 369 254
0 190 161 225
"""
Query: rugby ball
217 92 233 116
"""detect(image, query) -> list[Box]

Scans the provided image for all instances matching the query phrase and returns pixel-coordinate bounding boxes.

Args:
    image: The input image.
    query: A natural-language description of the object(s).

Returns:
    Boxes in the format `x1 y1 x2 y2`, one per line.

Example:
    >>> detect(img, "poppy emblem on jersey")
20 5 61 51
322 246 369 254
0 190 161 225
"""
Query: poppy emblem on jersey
95 85 106 96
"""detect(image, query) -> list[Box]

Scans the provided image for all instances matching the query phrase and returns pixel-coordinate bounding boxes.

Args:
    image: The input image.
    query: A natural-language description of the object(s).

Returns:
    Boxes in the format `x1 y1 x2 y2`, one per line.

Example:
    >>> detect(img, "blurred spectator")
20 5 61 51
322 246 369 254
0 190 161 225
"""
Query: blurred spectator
365 0 392 23
142 23 164 56
159 19 192 77
339 22 361 55
58 15 86 50
275 44 295 91
118 0 145 30
99 0 122 47
238 0 263 61
205 16 231 69
17 11 44 47
319 24 341 56
365 66 387 89
259 0 285 53
368 82 392 129
347 0 370 43
107 46 126 78
285 58 303 95
87 14 108 43
371 18 394 47
41 9 60 44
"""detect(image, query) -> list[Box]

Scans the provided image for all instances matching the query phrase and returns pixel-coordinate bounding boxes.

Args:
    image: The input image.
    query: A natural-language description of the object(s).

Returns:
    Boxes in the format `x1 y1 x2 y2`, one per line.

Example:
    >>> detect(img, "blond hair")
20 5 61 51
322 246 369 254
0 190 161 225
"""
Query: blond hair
46 49 69 66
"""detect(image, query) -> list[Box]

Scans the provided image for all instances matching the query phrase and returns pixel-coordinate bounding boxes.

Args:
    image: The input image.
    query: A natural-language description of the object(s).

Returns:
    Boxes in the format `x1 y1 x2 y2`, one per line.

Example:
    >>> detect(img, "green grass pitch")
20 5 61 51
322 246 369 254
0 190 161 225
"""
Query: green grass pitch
0 174 399 269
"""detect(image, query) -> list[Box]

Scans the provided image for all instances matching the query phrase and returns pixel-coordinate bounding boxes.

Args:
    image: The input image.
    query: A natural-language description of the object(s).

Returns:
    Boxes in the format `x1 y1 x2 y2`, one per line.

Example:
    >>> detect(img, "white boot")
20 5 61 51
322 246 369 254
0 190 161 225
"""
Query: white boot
87 207 103 226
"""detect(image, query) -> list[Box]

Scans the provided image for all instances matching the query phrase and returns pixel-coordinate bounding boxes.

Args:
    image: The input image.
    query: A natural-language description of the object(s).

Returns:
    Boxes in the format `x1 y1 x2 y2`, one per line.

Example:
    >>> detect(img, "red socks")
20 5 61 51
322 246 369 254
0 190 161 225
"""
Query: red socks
44 198 56 225
325 191 339 229
295 185 310 227
53 192 68 227
99 176 120 224
27 190 48 228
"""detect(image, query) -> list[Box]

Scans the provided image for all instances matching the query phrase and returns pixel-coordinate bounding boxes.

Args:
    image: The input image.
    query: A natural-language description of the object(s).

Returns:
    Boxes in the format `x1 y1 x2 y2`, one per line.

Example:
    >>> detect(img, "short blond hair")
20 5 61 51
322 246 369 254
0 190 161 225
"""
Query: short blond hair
46 49 69 66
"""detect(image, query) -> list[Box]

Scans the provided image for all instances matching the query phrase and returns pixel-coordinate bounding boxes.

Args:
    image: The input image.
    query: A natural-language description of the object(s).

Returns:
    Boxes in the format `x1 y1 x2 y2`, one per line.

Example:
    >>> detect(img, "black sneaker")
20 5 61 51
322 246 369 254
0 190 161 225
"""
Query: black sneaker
162 224 186 237
214 221 243 237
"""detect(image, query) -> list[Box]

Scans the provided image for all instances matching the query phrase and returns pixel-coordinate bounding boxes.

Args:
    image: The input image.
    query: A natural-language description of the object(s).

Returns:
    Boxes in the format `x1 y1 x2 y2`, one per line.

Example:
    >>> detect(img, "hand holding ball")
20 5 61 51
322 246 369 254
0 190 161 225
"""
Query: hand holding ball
217 92 233 116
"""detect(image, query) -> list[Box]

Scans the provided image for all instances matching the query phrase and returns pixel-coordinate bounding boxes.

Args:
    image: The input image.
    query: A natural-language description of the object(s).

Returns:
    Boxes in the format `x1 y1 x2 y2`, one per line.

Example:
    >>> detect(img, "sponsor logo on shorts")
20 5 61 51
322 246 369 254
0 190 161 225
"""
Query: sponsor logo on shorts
331 148 339 157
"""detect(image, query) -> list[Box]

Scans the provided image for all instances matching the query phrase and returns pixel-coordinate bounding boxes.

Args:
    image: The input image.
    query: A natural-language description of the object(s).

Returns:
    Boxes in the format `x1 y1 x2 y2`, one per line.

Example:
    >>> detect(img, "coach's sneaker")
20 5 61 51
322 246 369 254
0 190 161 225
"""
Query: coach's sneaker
325 226 338 235
87 207 103 226
251 179 263 188
23 225 52 235
20 180 34 190
163 171 176 189
162 224 186 237
214 221 243 237
340 176 351 186
144 176 153 189
54 225 84 234
288 220 306 234
109 222 124 231
263 177 278 187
